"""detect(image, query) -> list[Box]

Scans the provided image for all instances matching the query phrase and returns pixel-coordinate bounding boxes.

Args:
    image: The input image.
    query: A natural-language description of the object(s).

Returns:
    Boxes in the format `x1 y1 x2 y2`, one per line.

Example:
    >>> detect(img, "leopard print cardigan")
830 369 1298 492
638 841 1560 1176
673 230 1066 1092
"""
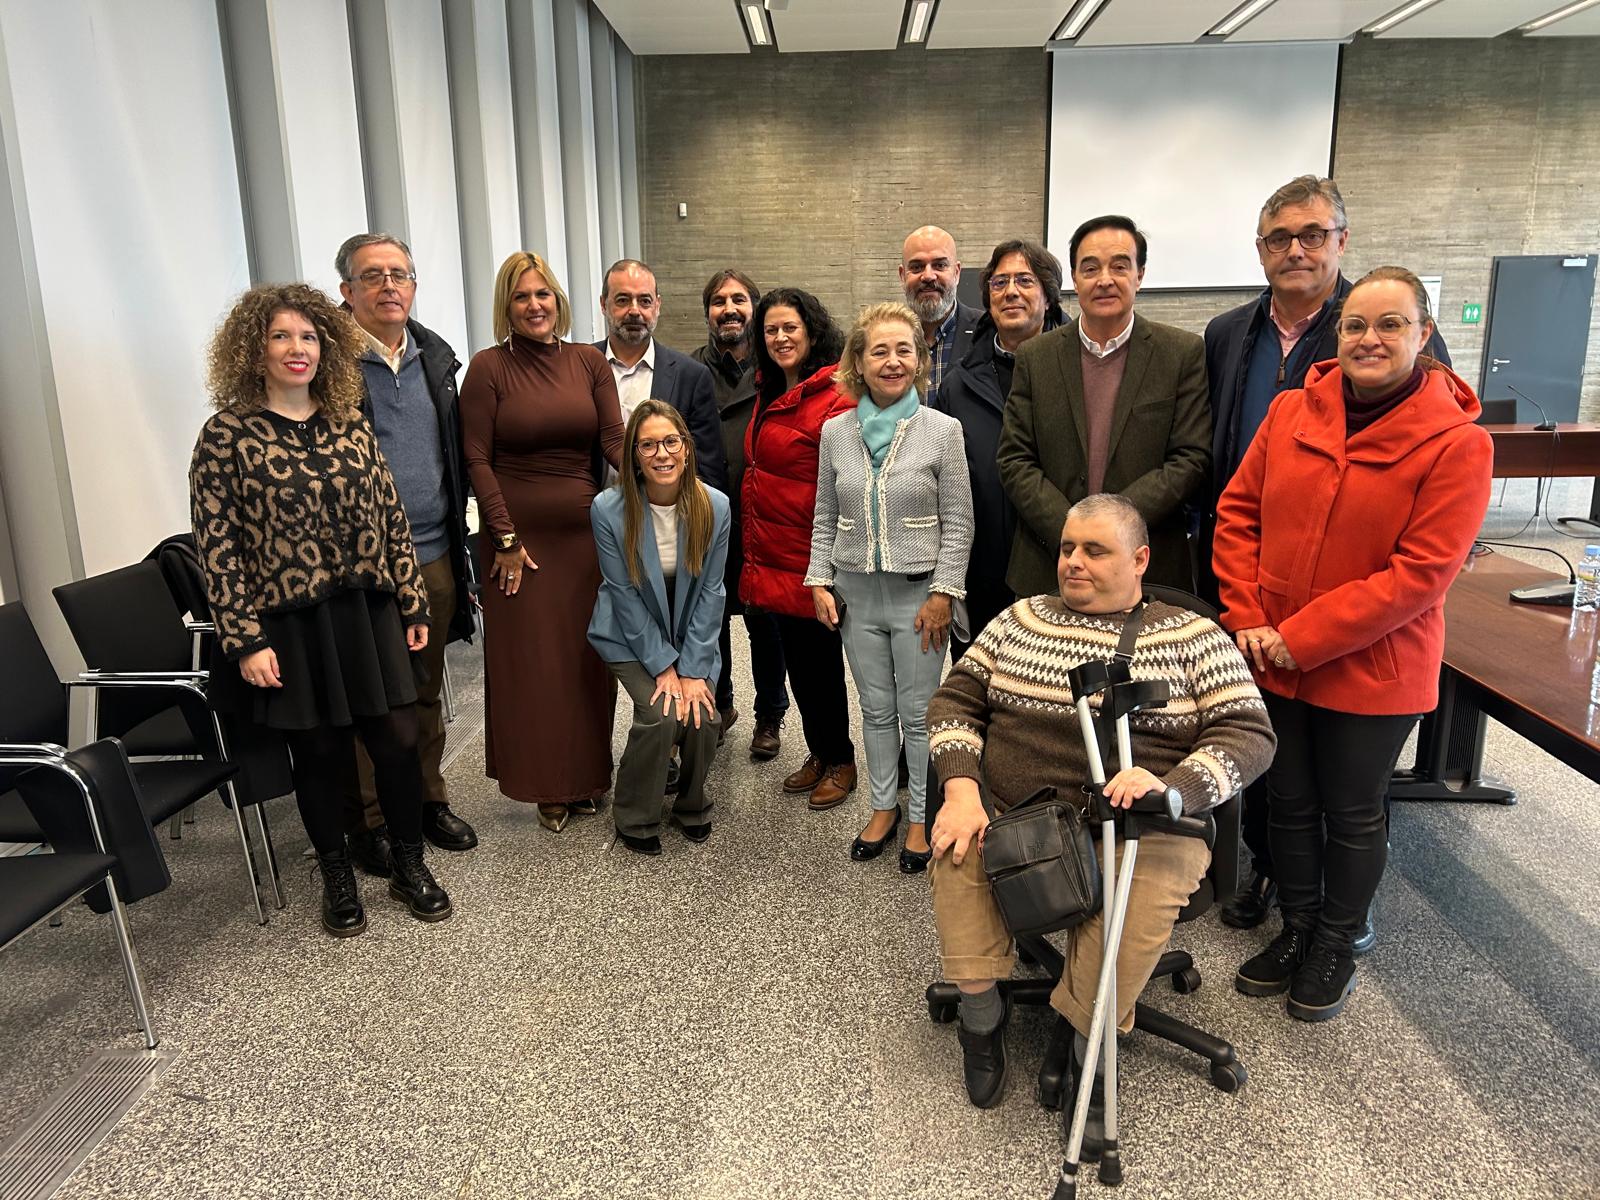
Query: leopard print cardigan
189 408 429 661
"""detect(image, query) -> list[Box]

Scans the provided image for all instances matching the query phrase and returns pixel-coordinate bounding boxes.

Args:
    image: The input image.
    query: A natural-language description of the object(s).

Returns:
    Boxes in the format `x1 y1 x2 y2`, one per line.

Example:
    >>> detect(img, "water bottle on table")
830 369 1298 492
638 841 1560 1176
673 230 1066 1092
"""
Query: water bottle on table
1576 545 1600 612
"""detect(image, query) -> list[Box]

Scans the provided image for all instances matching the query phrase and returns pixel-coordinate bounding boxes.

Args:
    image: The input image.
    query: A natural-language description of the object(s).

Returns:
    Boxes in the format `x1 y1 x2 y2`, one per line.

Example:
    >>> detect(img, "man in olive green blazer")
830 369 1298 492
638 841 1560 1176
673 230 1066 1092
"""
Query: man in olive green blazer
997 216 1211 596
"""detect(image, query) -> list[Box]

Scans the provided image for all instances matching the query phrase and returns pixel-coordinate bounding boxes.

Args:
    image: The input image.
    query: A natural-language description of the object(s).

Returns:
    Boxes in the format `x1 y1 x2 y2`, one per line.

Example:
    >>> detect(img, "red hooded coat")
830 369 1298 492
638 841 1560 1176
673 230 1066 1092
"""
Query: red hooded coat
1212 360 1493 715
740 363 856 619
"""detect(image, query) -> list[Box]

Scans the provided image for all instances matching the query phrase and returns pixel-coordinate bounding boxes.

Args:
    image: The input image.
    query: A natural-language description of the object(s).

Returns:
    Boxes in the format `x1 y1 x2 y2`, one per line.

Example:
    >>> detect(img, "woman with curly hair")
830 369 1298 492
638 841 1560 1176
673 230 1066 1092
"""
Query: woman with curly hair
741 287 858 809
190 282 452 938
460 252 624 831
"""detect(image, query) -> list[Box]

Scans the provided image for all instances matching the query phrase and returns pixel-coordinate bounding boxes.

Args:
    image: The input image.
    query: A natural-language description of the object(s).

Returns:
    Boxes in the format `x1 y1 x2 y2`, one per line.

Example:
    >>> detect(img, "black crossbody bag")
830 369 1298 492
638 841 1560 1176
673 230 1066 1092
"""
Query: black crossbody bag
980 603 1144 937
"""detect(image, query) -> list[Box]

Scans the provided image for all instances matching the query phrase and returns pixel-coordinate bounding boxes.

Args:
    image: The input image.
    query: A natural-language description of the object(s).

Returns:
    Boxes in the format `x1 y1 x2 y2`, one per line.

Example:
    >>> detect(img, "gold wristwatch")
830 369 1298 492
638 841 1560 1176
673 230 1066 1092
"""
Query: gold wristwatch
495 532 521 551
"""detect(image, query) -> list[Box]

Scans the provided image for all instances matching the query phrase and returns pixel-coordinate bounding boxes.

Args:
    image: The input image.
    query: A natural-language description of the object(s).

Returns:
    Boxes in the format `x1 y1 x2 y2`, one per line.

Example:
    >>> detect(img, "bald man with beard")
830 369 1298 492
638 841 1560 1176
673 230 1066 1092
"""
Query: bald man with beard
900 225 982 408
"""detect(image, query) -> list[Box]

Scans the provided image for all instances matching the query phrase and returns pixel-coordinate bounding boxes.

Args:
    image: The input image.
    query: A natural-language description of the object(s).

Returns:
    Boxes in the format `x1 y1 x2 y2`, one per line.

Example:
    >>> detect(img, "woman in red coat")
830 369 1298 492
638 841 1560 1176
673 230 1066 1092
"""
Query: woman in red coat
1214 266 1492 1024
742 288 858 807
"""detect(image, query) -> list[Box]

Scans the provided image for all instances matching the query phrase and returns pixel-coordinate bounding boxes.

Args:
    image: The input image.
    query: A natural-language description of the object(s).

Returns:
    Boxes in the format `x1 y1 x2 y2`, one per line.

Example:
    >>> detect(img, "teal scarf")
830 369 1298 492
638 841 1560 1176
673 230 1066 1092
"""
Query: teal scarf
857 386 920 467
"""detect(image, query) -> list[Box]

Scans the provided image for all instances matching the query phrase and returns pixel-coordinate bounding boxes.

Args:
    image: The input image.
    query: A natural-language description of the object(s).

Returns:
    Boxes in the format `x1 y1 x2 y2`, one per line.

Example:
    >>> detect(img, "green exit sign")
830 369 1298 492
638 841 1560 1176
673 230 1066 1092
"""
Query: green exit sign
1462 302 1482 324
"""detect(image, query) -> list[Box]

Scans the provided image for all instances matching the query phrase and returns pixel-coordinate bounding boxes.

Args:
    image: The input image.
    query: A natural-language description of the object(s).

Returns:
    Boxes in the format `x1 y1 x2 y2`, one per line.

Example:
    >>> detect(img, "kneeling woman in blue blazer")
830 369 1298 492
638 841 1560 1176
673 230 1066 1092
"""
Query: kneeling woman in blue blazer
589 399 731 855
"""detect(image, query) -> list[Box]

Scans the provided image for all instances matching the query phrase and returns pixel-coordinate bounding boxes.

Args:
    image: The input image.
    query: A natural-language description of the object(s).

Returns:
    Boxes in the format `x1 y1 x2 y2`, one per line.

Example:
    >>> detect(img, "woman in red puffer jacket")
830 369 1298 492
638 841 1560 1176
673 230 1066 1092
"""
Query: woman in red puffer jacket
742 287 858 808
1214 266 1492 1025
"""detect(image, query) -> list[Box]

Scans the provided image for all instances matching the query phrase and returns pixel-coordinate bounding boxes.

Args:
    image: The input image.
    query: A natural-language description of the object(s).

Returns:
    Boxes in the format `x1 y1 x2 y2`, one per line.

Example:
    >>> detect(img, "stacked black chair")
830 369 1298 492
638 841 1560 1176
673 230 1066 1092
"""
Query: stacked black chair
924 585 1249 1094
50 562 290 924
0 737 171 1049
1 600 245 915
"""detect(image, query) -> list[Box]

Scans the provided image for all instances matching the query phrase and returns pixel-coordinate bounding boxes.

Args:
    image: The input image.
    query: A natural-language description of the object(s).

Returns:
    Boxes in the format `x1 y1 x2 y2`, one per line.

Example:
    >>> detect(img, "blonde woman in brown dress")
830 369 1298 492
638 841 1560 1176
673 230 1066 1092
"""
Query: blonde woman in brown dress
461 252 625 830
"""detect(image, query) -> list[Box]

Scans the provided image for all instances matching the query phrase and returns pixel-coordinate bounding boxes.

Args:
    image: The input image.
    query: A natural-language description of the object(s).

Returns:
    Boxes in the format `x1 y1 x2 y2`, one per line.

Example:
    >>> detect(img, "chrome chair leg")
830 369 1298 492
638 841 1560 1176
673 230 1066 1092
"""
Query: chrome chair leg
251 802 285 909
103 872 158 1049
227 784 268 925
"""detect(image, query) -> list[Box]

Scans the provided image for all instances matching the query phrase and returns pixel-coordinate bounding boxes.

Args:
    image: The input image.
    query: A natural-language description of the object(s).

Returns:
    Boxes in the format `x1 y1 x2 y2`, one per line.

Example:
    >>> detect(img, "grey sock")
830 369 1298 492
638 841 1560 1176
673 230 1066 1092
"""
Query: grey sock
1074 1031 1106 1077
959 986 1004 1035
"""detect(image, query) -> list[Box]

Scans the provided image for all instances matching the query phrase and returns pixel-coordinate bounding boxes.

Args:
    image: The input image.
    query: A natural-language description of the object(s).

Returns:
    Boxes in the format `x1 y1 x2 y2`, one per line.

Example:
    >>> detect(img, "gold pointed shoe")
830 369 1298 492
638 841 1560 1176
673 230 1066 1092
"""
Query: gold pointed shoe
537 804 570 832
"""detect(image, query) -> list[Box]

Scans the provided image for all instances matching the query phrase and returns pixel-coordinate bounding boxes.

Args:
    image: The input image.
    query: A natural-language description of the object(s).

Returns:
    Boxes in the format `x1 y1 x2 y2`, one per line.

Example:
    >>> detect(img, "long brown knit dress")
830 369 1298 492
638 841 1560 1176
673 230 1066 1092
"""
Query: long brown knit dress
460 334 625 803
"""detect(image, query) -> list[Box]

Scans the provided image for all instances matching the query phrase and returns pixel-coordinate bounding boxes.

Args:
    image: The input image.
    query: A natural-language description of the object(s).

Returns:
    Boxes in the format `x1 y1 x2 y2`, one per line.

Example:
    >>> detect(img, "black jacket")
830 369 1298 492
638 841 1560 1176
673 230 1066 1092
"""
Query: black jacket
592 339 729 492
929 301 985 407
1197 274 1452 601
933 312 1061 628
358 317 476 645
691 340 759 611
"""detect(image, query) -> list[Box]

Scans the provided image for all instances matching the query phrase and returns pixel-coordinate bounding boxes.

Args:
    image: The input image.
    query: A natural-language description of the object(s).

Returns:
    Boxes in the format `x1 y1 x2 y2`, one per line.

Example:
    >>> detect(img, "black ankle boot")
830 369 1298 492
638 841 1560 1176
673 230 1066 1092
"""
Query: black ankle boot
1064 1044 1107 1162
955 997 1009 1109
316 850 367 938
389 839 453 922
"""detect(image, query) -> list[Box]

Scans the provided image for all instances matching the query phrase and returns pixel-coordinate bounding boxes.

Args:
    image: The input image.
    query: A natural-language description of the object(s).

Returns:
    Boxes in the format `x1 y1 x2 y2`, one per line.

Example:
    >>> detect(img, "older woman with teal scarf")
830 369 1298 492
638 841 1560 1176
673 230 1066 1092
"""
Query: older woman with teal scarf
807 302 973 872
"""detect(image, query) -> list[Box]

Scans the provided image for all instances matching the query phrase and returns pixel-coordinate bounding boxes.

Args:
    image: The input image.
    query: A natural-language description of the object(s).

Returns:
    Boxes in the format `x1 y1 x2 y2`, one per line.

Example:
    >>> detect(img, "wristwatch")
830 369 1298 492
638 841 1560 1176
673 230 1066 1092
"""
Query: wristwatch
495 532 521 551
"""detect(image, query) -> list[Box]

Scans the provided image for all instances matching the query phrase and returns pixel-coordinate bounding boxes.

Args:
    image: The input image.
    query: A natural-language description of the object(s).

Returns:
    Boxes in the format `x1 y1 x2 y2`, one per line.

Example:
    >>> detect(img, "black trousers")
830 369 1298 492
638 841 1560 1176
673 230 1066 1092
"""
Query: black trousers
286 706 425 856
772 613 854 766
716 606 791 721
1263 694 1415 952
1239 777 1273 877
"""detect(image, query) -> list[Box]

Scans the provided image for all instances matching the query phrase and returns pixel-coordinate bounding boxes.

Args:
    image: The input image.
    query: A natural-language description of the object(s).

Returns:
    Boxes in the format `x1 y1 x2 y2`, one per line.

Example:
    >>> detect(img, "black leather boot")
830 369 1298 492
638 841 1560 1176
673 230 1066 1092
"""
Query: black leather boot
1219 869 1276 929
1352 907 1377 956
1064 1044 1107 1162
346 824 393 878
389 839 453 922
316 850 367 938
1037 1015 1075 1110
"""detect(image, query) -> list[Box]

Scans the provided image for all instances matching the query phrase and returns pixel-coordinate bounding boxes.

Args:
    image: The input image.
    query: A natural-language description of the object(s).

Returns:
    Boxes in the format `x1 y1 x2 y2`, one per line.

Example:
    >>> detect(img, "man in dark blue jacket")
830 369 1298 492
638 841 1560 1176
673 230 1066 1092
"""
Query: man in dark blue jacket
901 225 983 408
1201 176 1449 940
594 259 728 493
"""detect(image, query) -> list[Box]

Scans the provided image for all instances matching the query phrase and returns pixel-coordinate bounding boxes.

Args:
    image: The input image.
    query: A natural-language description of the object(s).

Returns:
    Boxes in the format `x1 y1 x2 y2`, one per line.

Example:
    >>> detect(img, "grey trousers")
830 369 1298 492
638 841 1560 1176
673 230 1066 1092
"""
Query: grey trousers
607 659 720 837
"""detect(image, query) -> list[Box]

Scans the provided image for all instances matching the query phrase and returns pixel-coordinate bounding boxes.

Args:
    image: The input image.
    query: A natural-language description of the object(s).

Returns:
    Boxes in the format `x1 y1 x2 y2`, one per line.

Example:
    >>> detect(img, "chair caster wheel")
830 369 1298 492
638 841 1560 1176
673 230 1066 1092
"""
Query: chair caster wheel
1210 1061 1247 1093
929 999 957 1024
1172 967 1202 994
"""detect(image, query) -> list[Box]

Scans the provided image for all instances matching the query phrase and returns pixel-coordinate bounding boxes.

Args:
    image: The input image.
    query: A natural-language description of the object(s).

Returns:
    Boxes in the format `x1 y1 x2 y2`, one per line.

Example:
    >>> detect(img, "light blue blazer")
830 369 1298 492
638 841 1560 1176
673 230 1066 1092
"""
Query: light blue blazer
588 484 731 681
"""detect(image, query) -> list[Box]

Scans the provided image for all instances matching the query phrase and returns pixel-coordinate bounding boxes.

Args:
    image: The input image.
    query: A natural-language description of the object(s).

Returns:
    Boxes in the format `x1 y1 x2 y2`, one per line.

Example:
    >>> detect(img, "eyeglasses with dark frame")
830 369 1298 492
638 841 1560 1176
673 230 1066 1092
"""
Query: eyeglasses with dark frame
1256 227 1344 255
352 268 418 289
636 434 685 457
1336 314 1417 341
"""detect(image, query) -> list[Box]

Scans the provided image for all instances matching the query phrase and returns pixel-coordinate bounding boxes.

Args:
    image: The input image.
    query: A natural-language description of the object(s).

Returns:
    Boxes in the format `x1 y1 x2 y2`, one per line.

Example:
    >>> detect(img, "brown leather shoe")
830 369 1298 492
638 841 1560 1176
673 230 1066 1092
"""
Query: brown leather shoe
809 762 858 810
750 717 783 762
782 754 825 793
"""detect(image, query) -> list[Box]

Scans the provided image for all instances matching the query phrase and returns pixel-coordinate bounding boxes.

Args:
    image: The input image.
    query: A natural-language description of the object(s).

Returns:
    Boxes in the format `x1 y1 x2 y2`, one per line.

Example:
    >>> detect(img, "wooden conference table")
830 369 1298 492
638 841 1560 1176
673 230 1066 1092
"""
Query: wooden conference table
1389 550 1600 802
1483 422 1600 524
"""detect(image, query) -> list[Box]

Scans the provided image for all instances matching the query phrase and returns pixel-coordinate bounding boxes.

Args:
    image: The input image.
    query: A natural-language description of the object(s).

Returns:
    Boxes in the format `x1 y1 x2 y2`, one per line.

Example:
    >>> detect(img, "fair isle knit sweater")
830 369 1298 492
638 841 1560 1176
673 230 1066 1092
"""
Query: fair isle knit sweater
929 597 1274 816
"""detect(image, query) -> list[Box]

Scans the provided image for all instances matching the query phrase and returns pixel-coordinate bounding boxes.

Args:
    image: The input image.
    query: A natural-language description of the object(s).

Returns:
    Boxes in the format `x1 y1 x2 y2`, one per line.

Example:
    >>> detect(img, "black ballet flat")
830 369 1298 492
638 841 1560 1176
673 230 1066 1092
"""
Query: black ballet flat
850 807 901 861
898 846 932 874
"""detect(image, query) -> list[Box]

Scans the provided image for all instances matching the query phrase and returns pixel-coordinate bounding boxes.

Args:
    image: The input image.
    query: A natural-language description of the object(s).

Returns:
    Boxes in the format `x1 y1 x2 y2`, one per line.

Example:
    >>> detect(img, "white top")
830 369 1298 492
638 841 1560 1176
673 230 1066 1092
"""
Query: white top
650 501 680 580
606 337 658 424
1079 314 1135 359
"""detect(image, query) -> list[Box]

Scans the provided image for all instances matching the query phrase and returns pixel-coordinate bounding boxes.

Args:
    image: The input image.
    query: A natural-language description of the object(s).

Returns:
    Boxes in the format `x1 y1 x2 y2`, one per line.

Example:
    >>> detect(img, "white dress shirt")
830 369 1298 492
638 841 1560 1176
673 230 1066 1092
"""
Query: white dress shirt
606 337 658 423
1079 314 1136 359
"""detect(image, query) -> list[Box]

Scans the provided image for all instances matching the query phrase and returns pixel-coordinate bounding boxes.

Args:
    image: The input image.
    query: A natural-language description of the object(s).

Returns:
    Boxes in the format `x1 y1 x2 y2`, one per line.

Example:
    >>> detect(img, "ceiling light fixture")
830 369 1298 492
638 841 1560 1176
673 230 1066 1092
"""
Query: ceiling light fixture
1055 0 1109 42
905 0 935 43
743 2 770 45
1521 0 1600 31
1208 0 1281 37
1364 0 1446 35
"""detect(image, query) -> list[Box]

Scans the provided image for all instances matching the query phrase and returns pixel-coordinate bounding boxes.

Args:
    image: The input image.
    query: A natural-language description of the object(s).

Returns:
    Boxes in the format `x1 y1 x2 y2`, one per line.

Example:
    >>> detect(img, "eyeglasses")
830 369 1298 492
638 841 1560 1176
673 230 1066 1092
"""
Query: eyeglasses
987 273 1039 294
1336 314 1415 341
352 268 418 289
1256 227 1343 254
636 434 685 457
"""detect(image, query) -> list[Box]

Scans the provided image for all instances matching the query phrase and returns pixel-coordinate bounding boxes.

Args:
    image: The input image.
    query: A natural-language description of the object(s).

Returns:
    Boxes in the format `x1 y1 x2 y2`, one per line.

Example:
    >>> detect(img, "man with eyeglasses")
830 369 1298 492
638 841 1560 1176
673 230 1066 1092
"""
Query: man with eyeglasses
593 259 727 493
900 225 982 407
334 232 479 869
934 239 1067 657
997 215 1210 597
1199 175 1449 943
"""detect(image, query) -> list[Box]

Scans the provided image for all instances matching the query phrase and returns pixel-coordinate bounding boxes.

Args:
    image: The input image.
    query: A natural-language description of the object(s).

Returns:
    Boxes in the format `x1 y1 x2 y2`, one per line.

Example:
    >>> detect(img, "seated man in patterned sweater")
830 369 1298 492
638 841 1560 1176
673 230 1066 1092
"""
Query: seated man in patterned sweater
928 493 1275 1129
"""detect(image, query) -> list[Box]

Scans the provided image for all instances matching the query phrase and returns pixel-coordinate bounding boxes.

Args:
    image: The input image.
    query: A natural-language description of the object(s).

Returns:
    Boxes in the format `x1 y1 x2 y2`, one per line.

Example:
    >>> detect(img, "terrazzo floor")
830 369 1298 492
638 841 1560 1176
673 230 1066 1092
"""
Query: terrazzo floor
3 478 1599 1199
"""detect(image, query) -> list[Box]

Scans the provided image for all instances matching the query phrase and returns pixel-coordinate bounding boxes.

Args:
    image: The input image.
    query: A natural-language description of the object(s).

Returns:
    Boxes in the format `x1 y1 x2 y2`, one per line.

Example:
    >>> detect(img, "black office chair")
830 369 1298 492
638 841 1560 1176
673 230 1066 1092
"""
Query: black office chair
1 599 242 895
924 584 1249 1094
0 737 172 1049
52 563 289 924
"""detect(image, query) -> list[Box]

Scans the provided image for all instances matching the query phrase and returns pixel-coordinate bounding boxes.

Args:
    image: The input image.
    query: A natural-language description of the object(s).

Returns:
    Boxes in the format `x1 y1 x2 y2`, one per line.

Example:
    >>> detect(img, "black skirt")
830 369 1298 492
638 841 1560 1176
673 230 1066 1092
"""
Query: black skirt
209 589 421 731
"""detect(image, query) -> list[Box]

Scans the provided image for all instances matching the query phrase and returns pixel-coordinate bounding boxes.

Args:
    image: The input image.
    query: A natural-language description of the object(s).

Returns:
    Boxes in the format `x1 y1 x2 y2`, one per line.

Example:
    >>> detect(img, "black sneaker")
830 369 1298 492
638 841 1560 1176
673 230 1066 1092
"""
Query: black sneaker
346 825 392 878
388 839 453 922
955 1001 1009 1109
316 850 367 938
1287 944 1357 1022
1235 924 1308 996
